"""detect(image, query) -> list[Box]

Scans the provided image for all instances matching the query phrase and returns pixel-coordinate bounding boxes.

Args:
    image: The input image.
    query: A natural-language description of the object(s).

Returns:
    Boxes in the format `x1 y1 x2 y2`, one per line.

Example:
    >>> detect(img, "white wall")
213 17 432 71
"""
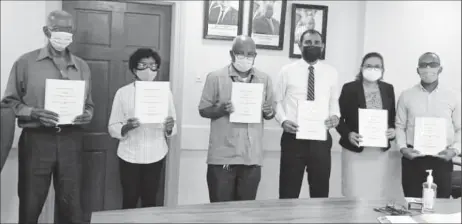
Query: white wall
177 0 368 205
363 1 461 96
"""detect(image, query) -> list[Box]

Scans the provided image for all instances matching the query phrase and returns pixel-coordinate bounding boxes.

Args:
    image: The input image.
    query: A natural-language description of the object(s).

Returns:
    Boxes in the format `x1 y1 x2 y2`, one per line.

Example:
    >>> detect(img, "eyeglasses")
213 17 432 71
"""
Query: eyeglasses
234 53 256 60
136 63 158 71
374 202 411 216
47 26 73 33
363 65 383 70
418 62 440 68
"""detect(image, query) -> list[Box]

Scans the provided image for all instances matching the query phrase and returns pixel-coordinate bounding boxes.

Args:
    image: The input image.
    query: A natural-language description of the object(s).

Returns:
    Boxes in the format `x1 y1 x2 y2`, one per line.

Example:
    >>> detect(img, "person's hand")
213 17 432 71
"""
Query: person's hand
400 147 423 160
386 128 396 139
282 120 298 134
325 115 339 129
31 108 59 127
164 116 175 134
125 118 140 131
219 101 234 114
348 132 362 147
73 112 92 125
436 148 458 161
262 102 273 117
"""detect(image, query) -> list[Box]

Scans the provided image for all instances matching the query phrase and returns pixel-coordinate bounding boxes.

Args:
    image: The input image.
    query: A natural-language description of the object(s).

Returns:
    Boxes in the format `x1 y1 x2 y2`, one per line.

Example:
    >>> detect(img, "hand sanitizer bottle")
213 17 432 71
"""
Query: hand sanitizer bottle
422 169 437 213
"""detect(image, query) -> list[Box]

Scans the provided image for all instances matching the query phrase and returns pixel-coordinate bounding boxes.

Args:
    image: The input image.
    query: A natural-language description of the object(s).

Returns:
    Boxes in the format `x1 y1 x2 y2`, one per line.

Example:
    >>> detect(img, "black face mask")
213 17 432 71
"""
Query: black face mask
302 46 322 63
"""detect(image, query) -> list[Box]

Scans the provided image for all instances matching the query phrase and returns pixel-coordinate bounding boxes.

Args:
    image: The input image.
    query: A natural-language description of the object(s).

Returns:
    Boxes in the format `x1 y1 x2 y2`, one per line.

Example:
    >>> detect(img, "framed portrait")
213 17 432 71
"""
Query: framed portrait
289 4 328 59
203 0 244 40
248 0 287 50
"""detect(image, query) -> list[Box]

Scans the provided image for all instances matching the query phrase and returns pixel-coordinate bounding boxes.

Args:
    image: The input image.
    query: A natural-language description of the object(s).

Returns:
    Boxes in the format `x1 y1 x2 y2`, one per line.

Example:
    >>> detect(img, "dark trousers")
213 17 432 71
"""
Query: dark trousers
119 157 165 209
18 127 83 224
207 164 261 202
279 132 332 199
402 145 453 198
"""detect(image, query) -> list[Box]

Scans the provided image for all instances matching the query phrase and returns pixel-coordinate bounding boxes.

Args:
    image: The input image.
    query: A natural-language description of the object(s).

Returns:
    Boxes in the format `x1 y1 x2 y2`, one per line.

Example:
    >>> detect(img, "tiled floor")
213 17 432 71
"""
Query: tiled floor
1 148 19 223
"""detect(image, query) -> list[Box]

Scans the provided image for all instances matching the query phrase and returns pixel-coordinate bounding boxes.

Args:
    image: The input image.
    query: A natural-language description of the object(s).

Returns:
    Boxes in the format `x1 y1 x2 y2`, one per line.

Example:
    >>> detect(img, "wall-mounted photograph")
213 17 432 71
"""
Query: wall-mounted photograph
248 0 287 50
203 0 244 40
289 4 328 59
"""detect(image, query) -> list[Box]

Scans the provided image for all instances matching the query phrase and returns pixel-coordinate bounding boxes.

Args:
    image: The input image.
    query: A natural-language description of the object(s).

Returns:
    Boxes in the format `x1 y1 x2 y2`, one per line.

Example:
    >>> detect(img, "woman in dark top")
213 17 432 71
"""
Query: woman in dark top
336 52 397 198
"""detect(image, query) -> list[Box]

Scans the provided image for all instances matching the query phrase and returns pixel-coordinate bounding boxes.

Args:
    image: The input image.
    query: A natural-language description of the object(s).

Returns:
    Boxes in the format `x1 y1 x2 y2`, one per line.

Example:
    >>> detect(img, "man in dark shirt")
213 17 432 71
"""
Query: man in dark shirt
1 10 93 223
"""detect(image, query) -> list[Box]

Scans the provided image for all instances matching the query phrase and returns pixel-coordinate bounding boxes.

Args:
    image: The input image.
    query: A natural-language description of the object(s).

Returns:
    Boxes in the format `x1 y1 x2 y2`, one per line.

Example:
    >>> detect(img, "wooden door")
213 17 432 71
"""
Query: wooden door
61 1 172 222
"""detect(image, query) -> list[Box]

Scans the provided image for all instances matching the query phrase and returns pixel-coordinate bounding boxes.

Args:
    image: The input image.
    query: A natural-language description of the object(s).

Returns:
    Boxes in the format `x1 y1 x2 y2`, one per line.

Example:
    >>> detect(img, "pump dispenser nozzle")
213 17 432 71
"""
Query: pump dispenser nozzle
425 170 433 185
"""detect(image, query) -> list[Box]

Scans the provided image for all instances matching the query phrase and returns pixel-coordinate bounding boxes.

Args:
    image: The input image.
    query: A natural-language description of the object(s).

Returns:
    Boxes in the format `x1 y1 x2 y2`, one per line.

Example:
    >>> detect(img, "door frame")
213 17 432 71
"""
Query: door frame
43 1 185 222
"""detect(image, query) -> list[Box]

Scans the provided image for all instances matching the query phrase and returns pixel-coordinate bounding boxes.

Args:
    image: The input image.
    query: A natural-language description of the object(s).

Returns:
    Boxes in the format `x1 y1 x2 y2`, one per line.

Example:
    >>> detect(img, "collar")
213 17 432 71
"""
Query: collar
298 59 322 69
36 45 79 70
228 64 255 78
215 5 229 12
417 82 439 93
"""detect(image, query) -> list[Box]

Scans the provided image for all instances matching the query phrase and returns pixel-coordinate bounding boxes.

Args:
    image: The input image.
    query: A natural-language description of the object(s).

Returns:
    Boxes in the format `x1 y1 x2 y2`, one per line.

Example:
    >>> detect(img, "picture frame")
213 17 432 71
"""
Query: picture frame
203 0 244 40
289 4 328 59
247 0 287 50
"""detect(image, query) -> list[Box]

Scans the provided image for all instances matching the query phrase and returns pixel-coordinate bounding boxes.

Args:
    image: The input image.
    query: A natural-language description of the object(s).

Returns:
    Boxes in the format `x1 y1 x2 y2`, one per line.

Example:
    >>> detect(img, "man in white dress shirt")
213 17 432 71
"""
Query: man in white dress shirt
108 48 176 209
274 29 340 198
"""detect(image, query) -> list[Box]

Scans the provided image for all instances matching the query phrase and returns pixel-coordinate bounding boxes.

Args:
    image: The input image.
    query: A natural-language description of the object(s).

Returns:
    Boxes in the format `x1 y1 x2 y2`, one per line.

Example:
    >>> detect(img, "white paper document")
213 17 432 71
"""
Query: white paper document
230 82 264 123
414 117 447 155
44 79 85 125
134 81 169 124
296 100 328 141
421 212 461 223
358 109 388 148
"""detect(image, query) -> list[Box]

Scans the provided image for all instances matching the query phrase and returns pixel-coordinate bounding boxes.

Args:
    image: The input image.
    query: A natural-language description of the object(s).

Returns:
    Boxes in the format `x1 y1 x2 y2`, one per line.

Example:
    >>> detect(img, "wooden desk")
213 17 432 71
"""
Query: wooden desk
91 198 460 223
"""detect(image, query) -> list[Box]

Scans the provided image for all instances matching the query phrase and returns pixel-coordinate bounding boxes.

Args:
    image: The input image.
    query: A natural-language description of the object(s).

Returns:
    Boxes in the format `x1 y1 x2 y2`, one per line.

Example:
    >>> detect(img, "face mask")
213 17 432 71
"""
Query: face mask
49 32 73 52
233 58 254 72
362 69 382 82
418 67 439 84
136 69 158 81
302 46 321 63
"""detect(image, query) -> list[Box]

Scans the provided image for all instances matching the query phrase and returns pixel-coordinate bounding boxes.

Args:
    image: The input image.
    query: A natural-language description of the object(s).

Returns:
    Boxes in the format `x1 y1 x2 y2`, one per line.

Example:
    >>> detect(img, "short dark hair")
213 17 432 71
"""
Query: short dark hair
129 48 161 73
355 52 385 81
299 29 323 45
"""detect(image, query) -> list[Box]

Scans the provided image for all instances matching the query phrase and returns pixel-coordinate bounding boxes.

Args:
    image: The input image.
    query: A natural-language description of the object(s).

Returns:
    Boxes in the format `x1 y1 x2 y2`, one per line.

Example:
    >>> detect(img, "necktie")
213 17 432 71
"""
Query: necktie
217 8 225 24
307 66 315 101
267 18 275 34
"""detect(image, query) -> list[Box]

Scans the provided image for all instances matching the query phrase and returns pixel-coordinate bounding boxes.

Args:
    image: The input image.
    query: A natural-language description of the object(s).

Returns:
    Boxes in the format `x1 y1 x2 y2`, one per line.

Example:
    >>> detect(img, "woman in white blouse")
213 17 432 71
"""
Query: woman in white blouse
108 48 176 209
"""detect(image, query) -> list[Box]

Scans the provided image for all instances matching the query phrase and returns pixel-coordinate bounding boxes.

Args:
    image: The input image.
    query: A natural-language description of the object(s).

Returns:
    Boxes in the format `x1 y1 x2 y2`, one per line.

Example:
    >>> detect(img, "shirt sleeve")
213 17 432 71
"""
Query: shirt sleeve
198 74 218 110
274 68 288 125
165 90 177 137
395 93 408 150
263 75 275 119
81 61 94 117
451 95 461 154
108 89 127 140
329 69 340 117
1 59 34 119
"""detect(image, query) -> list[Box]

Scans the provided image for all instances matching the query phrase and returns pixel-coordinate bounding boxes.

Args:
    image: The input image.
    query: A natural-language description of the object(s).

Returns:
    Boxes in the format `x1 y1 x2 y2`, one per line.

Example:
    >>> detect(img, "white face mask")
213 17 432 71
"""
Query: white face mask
233 58 254 72
136 69 158 81
418 67 439 84
49 32 73 52
362 68 382 82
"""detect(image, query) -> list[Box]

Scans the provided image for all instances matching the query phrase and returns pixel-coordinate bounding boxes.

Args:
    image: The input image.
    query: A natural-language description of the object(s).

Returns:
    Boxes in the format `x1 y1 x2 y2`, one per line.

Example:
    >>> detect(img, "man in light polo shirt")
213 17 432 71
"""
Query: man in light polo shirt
198 35 275 202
